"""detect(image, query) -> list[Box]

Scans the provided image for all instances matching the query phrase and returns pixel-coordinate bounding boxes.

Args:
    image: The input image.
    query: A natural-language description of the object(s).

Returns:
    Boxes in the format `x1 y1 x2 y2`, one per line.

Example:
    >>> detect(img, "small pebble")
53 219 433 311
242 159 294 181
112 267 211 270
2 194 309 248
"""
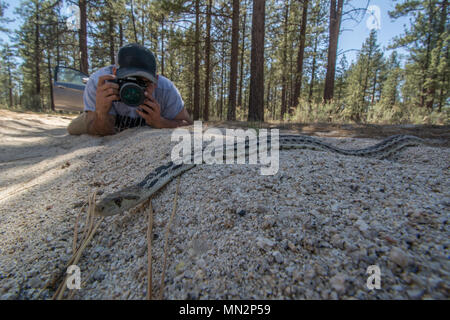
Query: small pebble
390 247 410 268
330 273 347 294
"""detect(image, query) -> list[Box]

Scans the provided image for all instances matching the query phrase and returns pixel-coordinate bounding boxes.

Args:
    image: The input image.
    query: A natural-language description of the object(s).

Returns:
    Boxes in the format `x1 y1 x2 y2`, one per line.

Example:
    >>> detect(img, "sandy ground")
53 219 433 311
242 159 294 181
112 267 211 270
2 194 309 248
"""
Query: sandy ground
0 109 448 300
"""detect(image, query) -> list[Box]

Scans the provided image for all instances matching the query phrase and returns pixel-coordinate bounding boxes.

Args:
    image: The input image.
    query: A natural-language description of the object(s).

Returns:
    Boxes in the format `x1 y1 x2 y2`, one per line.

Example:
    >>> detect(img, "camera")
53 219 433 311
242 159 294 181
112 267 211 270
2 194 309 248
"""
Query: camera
108 77 147 107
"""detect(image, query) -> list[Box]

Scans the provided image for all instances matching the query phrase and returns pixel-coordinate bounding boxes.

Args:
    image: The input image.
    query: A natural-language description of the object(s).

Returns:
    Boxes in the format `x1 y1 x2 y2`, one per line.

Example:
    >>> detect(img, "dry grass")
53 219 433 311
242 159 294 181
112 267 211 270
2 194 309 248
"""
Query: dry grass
50 191 104 300
146 200 154 300
159 177 181 300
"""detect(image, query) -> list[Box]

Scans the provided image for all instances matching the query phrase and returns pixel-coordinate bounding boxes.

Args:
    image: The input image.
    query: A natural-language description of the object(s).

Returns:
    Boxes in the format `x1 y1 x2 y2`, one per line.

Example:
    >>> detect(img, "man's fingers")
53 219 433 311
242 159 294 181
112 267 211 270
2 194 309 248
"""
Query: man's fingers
136 109 149 119
143 99 160 111
99 82 119 91
106 95 120 102
103 87 119 96
140 105 158 117
139 104 153 112
97 74 116 87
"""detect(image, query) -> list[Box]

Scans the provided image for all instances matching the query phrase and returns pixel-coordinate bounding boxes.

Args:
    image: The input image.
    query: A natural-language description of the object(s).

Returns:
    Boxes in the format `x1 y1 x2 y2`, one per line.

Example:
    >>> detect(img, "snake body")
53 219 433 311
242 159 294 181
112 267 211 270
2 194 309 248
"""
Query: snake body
94 134 424 216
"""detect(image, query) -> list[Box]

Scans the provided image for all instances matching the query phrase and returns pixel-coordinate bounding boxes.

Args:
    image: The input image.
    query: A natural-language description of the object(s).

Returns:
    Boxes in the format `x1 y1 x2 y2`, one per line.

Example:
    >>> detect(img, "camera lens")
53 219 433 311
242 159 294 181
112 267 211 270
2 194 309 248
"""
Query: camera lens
120 83 145 107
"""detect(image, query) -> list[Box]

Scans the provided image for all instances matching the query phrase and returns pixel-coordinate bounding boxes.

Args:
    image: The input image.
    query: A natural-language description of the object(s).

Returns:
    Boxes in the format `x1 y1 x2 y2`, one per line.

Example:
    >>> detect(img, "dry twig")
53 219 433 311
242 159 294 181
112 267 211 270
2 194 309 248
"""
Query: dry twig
146 200 154 300
52 191 104 300
159 177 181 300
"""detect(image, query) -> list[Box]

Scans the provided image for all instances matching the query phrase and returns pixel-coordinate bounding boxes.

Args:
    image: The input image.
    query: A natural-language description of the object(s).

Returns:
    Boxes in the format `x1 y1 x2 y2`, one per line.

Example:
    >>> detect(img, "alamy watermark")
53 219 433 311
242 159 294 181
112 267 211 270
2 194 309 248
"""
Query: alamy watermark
366 265 381 290
66 5 80 31
66 265 81 290
366 5 381 31
171 121 279 175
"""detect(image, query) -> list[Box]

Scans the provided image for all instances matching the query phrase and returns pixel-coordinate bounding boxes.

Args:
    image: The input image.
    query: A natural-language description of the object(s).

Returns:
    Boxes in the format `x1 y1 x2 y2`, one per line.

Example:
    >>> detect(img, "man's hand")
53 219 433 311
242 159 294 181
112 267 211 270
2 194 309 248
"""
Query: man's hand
95 74 119 117
136 93 164 128
136 79 193 129
85 72 118 136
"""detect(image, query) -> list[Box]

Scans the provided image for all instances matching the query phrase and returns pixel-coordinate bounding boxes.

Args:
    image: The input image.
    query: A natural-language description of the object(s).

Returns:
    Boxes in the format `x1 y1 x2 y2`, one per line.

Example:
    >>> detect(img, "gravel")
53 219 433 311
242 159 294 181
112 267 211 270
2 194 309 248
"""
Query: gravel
0 123 449 300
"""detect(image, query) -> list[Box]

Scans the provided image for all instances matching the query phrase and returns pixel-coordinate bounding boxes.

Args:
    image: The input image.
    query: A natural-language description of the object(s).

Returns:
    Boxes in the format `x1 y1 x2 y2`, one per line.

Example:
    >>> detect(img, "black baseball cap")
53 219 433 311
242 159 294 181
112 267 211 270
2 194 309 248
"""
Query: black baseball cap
116 43 157 83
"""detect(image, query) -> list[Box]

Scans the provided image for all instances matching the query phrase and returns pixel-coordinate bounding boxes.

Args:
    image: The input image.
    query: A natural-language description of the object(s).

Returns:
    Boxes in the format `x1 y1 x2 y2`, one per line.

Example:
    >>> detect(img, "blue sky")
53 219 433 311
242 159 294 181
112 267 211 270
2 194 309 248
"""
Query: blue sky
339 0 410 63
1 0 411 64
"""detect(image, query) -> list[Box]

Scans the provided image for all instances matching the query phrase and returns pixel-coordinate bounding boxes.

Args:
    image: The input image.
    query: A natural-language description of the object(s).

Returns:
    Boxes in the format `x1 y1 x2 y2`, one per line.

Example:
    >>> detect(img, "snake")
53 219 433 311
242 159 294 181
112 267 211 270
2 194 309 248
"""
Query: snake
94 134 424 217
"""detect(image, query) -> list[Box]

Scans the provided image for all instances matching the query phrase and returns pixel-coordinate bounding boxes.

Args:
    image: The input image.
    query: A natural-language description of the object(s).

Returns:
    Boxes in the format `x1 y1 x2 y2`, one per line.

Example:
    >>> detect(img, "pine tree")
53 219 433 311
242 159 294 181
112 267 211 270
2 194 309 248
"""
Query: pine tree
380 51 401 107
323 0 343 102
248 0 266 122
389 0 449 110
343 30 384 122
0 44 16 107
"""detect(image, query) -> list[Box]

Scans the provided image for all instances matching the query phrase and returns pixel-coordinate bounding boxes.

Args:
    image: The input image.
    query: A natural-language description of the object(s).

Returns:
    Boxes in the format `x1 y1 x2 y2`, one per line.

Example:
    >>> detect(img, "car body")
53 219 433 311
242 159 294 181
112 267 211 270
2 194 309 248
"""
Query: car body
53 66 89 112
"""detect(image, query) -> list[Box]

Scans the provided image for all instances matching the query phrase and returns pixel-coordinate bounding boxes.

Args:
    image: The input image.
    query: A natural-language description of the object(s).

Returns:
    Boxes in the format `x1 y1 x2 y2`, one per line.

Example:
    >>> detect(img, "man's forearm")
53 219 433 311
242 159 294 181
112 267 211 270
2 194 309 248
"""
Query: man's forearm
86 111 116 136
157 117 191 128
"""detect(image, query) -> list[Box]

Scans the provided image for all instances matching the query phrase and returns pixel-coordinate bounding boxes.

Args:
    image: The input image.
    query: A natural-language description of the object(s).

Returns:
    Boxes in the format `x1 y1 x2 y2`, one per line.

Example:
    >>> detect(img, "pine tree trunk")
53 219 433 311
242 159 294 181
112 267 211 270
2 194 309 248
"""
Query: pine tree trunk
248 0 266 122
130 0 138 43
238 4 247 113
119 22 123 48
266 78 271 120
141 2 145 45
161 17 165 75
79 0 89 74
203 0 212 121
323 0 343 102
219 40 225 120
280 3 289 119
35 2 41 109
371 68 378 105
425 0 447 110
54 4 61 67
47 52 55 111
227 0 240 121
108 13 115 65
308 34 318 104
292 0 308 111
361 50 373 114
7 58 13 107
193 0 200 120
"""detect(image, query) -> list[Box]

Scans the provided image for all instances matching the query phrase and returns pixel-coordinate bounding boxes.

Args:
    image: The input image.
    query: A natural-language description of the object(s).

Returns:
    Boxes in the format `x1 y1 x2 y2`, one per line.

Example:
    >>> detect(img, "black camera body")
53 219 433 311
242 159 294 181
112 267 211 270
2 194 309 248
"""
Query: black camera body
108 77 147 107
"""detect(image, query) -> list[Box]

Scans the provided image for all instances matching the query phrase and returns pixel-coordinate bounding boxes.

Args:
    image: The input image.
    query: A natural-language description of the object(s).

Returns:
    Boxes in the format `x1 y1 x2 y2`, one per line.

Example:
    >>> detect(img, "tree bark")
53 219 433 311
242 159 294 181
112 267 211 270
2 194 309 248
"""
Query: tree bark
193 0 200 120
425 0 447 110
140 1 145 45
308 34 319 104
34 1 41 109
219 40 225 119
108 10 115 65
130 0 138 43
47 51 55 111
119 22 123 47
323 0 343 102
6 53 13 107
203 0 212 121
227 0 240 121
248 0 266 122
238 3 247 112
160 17 165 75
292 0 308 111
280 3 289 119
79 0 89 74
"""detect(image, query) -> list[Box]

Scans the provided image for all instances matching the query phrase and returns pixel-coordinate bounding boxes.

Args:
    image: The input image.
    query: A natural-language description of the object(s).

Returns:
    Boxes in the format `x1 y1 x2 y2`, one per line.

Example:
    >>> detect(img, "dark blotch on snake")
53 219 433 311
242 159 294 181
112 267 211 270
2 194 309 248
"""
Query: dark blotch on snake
114 197 123 207
154 162 174 174
160 171 168 178
173 164 183 170
147 178 158 188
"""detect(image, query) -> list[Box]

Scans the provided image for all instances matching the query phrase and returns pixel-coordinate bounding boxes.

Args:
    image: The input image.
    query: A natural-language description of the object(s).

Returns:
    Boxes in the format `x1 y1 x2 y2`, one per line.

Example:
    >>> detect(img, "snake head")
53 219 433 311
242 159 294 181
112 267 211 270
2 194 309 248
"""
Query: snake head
94 186 142 217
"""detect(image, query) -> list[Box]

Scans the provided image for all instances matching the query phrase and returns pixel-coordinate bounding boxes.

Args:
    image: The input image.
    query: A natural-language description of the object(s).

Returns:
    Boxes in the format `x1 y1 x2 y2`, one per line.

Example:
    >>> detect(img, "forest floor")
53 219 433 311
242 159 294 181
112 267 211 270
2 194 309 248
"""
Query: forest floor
0 109 449 300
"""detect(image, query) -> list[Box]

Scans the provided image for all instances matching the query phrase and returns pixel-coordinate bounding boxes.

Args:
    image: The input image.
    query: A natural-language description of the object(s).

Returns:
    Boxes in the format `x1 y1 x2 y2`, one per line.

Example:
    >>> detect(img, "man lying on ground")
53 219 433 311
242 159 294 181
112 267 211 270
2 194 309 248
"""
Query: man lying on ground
67 43 193 136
